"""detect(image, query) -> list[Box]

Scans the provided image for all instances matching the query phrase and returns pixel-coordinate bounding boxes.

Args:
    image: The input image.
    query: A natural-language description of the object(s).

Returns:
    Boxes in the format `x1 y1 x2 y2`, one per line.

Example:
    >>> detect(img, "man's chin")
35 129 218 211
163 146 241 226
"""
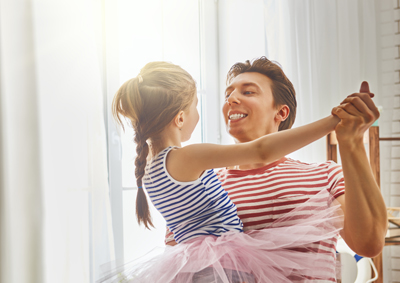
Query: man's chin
228 126 276 143
228 128 252 143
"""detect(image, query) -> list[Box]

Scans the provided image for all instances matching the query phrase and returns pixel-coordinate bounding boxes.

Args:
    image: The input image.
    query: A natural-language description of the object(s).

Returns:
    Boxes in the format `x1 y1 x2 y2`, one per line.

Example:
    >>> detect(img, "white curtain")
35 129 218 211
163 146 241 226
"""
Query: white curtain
106 0 206 265
263 0 379 163
219 0 384 279
0 0 43 282
218 0 379 162
0 0 115 282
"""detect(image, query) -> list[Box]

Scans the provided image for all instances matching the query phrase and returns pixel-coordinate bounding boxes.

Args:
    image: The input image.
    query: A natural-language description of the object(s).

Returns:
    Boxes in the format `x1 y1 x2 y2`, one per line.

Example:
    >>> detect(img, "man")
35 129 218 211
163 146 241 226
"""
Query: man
166 57 387 281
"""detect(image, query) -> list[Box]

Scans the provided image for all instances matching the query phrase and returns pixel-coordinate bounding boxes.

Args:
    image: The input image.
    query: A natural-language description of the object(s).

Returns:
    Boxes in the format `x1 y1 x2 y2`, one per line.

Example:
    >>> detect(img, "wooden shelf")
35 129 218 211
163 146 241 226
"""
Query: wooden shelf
386 207 400 247
379 137 400 141
385 242 400 246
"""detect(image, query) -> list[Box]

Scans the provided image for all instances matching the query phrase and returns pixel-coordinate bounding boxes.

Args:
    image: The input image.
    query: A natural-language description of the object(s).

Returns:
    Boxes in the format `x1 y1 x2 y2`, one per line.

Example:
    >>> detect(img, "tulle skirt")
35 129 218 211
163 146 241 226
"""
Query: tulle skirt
98 189 344 283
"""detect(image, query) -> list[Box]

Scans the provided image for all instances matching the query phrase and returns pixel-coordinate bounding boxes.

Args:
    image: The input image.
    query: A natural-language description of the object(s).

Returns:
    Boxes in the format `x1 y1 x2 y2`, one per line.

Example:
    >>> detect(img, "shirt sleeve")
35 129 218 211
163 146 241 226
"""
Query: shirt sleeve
326 160 345 198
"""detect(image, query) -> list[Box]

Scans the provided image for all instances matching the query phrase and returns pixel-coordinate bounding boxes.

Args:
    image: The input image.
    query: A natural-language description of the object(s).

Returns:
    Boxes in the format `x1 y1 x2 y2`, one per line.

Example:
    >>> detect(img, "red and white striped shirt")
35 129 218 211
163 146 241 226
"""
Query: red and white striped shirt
165 157 345 282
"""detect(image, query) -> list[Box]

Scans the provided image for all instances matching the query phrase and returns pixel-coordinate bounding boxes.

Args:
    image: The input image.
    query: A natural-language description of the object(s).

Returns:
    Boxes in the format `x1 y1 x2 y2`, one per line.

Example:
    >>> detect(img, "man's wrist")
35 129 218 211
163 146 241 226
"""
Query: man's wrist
338 138 365 152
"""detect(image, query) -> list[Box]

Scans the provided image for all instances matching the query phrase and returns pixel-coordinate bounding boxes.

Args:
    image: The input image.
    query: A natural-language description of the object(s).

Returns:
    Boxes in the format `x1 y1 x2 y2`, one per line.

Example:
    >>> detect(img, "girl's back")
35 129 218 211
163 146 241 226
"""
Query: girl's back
144 146 242 244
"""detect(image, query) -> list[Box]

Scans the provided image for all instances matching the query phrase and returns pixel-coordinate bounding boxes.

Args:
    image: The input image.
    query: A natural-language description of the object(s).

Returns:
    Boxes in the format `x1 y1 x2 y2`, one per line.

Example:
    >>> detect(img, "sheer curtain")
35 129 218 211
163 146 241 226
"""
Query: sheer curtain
0 1 43 282
105 0 209 266
218 0 379 162
263 0 379 163
0 0 114 282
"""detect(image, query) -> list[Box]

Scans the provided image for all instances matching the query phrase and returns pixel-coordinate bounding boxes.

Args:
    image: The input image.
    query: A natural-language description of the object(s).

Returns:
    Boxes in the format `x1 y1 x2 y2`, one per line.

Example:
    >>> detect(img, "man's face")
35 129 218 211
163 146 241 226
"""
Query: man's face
222 72 281 143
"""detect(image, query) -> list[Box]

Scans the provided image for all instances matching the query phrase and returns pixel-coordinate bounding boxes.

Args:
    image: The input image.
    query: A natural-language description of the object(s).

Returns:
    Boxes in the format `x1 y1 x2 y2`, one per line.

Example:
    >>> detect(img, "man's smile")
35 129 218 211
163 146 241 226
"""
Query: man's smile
228 111 248 121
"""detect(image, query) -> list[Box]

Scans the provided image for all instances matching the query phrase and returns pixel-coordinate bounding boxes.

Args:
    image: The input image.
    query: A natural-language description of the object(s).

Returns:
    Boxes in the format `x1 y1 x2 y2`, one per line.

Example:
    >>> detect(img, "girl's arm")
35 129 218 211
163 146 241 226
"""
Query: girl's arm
167 115 340 181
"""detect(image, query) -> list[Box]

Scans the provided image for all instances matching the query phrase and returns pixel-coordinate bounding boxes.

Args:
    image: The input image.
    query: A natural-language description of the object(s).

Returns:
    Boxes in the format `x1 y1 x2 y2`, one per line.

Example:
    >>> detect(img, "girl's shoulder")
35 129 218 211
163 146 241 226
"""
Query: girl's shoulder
145 146 175 175
146 145 210 185
164 145 206 182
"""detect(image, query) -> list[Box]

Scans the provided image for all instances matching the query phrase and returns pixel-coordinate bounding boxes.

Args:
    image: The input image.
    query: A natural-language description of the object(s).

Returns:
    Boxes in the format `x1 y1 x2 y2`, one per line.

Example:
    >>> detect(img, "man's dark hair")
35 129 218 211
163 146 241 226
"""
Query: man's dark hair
227 56 297 131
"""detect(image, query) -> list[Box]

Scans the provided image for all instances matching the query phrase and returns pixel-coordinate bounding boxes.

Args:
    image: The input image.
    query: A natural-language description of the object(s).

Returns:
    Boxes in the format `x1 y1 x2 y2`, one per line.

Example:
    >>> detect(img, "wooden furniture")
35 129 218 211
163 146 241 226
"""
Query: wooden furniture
387 207 400 228
326 126 400 283
386 207 400 247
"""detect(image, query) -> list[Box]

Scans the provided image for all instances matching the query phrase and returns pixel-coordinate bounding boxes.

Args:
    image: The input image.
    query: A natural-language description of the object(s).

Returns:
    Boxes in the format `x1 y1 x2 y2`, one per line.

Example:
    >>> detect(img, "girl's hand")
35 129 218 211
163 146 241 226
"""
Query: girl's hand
331 81 379 147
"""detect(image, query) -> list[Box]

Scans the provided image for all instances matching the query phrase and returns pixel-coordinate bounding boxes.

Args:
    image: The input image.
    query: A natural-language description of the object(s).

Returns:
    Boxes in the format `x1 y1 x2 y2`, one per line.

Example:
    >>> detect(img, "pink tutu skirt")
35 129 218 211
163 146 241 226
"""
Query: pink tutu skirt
98 189 344 283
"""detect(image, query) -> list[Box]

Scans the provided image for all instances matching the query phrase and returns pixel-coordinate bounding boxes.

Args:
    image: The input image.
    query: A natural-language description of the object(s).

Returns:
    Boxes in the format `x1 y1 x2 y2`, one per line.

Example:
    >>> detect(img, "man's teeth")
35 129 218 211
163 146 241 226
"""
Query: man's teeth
229 113 247 120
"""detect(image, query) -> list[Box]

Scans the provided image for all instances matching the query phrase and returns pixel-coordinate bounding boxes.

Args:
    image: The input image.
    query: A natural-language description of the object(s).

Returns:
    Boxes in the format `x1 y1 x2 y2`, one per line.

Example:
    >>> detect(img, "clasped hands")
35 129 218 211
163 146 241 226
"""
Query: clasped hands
331 81 380 146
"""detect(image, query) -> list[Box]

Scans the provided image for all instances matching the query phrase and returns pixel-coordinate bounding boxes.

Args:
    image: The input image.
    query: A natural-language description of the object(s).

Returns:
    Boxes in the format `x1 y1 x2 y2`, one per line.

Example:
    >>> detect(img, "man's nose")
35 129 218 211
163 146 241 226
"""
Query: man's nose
226 91 241 105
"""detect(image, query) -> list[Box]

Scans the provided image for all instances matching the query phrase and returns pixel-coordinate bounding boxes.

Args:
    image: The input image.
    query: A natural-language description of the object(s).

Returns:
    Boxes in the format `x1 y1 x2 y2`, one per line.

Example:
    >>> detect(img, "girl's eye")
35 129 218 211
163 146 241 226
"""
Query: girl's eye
243 91 253 95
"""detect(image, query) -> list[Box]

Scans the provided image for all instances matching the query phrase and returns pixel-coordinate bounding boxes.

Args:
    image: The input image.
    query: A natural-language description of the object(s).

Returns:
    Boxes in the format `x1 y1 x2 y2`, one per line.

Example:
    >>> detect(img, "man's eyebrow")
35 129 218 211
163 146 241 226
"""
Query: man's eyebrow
225 82 261 93
242 82 261 90
225 86 233 94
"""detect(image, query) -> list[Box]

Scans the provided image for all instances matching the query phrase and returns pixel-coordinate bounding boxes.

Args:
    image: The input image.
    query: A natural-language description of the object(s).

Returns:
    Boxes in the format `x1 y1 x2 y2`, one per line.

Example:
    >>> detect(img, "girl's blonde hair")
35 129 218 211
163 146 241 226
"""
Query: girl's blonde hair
112 61 197 229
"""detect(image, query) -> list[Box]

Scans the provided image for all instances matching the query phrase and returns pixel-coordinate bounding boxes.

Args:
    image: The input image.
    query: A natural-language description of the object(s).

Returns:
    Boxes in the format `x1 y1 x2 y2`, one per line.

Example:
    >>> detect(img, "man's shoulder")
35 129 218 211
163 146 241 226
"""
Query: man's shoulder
215 167 227 179
283 159 344 179
286 158 340 168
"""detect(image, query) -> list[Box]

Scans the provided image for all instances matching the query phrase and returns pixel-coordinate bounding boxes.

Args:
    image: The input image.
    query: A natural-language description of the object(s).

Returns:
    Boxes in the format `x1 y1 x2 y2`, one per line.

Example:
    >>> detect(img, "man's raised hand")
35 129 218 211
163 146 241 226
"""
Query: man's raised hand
331 81 380 145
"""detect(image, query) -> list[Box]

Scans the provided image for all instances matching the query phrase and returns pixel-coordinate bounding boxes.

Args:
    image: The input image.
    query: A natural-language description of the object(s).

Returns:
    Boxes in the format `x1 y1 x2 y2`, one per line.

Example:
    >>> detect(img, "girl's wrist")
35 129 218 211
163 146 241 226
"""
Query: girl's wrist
325 115 340 131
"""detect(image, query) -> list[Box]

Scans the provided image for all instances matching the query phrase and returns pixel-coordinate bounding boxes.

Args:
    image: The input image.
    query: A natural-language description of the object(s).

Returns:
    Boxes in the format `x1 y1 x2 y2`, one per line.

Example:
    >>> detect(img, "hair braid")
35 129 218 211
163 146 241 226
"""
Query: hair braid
134 128 153 229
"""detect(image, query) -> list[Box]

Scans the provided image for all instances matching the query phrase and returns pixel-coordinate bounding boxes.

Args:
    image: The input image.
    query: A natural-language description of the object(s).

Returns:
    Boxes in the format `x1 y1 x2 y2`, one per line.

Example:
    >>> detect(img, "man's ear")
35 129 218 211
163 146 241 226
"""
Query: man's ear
174 110 185 129
275 105 290 123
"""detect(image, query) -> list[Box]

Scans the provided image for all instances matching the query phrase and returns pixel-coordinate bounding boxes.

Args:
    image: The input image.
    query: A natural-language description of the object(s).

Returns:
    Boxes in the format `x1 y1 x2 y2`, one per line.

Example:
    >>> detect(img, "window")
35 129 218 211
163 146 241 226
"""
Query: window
105 0 220 262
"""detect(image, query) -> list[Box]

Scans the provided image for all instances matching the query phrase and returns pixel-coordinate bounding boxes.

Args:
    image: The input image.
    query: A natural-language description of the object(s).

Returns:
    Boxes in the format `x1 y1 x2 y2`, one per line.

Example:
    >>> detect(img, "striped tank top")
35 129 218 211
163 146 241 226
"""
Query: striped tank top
143 146 243 243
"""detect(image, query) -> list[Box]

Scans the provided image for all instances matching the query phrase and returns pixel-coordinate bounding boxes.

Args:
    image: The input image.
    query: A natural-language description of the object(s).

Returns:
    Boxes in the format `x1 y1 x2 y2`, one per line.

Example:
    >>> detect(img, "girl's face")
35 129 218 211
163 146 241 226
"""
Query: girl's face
182 94 199 142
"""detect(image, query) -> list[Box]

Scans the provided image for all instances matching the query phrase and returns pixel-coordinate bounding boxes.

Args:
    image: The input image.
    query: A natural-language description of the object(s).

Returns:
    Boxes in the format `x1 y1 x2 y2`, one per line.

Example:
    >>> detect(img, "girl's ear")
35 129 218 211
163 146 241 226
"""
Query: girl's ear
275 105 290 123
174 110 185 129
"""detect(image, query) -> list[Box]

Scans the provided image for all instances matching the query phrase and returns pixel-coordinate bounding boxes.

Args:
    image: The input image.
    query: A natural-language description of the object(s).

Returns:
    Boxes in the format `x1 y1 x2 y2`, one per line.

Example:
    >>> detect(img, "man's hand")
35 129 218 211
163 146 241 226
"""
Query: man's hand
331 81 379 146
331 81 387 257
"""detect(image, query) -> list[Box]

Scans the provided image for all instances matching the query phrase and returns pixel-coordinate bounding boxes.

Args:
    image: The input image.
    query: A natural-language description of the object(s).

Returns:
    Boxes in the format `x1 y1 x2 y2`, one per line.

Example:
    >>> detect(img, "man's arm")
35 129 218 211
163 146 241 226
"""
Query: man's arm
332 82 387 258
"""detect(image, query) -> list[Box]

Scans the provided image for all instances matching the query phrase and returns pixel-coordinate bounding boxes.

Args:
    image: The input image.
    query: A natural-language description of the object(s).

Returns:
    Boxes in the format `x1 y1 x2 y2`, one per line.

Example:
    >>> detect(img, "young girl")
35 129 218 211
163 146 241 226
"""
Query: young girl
101 61 344 282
